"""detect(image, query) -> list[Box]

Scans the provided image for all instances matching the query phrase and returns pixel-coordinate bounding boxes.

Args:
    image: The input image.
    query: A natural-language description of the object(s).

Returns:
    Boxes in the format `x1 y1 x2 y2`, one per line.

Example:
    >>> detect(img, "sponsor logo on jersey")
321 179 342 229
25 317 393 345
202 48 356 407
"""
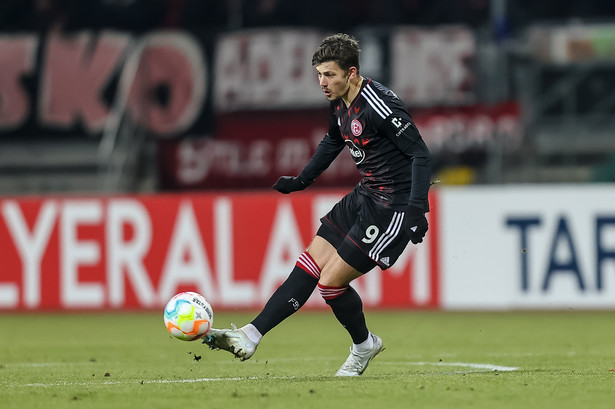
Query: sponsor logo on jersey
351 119 363 136
345 139 366 164
391 116 411 137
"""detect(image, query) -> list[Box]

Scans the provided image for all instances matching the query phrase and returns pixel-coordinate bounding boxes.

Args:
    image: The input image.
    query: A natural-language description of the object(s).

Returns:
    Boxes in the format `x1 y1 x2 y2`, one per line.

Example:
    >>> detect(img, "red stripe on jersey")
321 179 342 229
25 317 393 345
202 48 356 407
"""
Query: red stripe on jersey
296 251 321 279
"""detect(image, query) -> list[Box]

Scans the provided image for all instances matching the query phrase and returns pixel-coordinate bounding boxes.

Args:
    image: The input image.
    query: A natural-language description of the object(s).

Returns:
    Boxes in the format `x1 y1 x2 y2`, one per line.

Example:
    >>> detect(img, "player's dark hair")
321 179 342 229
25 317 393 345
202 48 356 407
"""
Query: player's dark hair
312 33 360 73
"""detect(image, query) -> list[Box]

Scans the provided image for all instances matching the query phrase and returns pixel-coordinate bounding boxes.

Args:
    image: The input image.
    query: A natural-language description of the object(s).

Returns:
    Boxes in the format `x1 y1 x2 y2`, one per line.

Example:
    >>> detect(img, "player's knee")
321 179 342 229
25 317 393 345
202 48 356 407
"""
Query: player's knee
306 236 337 267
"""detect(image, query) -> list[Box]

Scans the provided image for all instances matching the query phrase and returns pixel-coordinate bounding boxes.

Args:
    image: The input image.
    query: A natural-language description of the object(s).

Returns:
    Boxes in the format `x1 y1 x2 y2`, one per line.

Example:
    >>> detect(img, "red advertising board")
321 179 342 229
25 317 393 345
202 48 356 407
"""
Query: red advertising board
157 109 361 190
0 191 439 311
158 102 521 190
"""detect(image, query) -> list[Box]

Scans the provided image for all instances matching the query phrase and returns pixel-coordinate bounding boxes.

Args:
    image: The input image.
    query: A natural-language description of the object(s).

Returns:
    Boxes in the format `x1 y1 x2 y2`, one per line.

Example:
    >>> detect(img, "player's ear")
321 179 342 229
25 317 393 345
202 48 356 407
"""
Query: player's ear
348 66 358 79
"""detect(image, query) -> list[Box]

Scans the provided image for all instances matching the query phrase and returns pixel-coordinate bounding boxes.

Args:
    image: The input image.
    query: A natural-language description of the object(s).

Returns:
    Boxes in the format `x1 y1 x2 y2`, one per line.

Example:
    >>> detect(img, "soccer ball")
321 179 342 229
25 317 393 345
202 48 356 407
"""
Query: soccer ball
163 292 214 341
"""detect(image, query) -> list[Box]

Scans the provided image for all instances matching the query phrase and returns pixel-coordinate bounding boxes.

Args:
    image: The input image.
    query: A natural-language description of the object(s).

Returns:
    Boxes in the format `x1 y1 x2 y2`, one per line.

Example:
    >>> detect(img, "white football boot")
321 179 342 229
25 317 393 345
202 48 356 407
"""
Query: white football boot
203 324 257 361
335 334 384 376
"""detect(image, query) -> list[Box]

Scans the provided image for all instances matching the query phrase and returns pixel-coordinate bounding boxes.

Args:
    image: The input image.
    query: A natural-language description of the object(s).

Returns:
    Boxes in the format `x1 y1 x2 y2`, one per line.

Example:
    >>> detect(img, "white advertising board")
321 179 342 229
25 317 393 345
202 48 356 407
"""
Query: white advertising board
440 185 615 309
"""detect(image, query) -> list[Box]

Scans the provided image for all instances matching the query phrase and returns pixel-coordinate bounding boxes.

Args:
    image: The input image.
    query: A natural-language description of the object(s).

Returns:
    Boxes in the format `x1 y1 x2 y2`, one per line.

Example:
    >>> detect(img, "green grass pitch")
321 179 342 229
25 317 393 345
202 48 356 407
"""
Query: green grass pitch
1 310 615 408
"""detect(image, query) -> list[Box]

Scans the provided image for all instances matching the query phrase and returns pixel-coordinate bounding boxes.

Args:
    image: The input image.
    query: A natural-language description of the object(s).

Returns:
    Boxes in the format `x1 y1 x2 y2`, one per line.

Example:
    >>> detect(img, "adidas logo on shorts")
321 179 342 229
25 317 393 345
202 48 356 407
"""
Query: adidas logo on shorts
380 256 390 266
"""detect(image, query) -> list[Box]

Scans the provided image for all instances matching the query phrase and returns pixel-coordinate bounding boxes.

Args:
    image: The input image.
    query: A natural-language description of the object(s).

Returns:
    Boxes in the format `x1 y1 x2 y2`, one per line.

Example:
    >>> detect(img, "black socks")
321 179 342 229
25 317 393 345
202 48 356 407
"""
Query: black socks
323 285 369 345
250 266 318 335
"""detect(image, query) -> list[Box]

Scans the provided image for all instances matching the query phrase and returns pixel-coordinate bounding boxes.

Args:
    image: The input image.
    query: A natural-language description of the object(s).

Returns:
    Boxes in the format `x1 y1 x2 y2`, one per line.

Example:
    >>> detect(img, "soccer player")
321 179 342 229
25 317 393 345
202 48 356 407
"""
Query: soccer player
204 33 431 376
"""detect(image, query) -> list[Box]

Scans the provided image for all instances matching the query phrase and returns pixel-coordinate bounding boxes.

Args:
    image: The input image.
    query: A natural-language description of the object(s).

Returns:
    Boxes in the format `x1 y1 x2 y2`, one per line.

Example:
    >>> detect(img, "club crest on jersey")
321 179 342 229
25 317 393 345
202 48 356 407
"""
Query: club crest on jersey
345 139 366 164
351 119 363 137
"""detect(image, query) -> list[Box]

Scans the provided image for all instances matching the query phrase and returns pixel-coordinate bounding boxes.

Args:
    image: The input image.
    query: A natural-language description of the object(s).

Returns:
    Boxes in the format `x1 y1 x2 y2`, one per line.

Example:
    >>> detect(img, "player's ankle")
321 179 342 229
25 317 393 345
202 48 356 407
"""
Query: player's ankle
352 332 374 354
241 323 263 344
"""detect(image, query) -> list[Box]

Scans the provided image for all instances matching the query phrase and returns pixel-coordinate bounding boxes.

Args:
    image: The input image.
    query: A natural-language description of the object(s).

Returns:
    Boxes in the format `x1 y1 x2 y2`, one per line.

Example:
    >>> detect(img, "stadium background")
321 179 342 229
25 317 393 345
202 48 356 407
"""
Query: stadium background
1 0 615 312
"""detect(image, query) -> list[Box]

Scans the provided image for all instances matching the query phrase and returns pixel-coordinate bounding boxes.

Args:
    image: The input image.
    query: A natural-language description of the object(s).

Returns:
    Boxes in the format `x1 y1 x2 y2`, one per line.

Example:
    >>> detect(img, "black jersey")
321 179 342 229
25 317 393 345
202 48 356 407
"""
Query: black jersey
299 78 431 212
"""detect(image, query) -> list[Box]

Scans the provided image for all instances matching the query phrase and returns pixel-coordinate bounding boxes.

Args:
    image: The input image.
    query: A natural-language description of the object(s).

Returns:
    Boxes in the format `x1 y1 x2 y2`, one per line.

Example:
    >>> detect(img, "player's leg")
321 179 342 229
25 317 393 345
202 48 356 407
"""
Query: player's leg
244 236 340 346
204 189 360 361
318 194 421 375
204 190 360 360
315 249 384 376
328 198 418 375
203 248 325 360
316 243 367 344
249 250 325 337
203 233 346 360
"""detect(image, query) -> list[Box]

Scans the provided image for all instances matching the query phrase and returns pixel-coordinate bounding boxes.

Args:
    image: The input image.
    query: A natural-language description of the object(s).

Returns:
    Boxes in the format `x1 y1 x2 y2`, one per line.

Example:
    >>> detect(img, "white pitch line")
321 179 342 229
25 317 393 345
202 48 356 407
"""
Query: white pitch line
400 362 519 372
4 361 518 388
14 376 296 388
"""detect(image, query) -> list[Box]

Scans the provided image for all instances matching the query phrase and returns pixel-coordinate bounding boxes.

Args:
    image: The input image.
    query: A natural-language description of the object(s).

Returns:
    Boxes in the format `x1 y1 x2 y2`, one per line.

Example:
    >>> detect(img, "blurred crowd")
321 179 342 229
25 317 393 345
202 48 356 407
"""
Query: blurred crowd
2 0 615 34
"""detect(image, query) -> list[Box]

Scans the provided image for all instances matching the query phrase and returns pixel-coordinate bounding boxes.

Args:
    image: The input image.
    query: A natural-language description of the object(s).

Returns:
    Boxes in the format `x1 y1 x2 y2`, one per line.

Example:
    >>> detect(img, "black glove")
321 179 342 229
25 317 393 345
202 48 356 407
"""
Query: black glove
272 175 309 194
407 206 428 244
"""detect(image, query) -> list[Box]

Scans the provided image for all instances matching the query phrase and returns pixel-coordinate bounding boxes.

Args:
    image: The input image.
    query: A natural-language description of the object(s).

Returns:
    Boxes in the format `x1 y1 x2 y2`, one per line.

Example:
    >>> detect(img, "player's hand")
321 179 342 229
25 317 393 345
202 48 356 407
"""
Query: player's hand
272 176 309 194
408 206 428 244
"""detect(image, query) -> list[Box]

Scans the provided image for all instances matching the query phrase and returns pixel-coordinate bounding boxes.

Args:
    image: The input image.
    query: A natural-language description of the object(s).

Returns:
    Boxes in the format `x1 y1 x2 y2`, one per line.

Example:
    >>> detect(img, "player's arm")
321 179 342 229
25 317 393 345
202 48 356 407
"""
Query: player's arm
366 87 431 210
367 85 431 242
380 112 431 211
378 109 432 244
373 104 431 213
273 109 345 194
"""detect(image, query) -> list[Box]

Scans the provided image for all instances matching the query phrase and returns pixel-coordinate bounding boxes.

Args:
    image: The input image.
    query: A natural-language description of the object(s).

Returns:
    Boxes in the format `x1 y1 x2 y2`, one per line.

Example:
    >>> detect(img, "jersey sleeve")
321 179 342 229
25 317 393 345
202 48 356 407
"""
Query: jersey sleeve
298 106 345 184
374 96 432 212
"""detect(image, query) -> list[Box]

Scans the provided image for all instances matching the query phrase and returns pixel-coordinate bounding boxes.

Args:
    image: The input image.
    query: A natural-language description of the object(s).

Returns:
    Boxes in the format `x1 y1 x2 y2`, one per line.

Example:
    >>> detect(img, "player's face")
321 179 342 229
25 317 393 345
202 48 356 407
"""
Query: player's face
315 61 351 101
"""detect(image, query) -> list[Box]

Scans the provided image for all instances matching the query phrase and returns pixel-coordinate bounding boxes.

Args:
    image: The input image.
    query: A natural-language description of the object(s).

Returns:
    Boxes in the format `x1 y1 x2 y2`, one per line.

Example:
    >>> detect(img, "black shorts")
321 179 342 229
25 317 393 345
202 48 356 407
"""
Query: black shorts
317 186 414 273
